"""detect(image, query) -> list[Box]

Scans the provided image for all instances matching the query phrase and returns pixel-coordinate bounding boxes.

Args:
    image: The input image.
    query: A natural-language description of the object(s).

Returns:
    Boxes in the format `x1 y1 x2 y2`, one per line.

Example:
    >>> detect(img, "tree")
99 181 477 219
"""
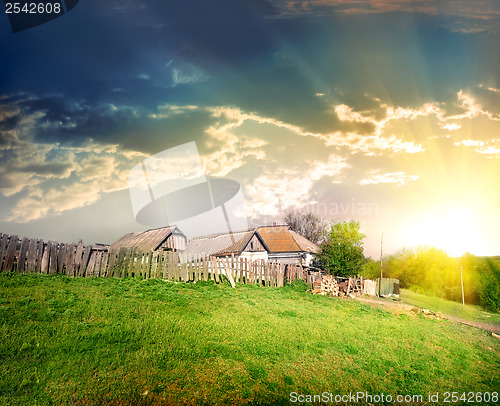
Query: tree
283 209 327 245
316 220 366 277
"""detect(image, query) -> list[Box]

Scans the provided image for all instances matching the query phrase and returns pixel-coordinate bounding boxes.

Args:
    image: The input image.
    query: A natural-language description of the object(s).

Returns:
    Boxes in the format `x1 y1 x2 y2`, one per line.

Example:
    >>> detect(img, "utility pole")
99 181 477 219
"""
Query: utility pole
379 232 383 296
460 265 465 306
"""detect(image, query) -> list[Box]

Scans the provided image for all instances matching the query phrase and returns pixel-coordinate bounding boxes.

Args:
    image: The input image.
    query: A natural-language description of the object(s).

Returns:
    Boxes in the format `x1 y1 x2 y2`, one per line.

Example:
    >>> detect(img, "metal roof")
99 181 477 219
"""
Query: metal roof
110 226 183 252
256 225 320 254
185 229 257 257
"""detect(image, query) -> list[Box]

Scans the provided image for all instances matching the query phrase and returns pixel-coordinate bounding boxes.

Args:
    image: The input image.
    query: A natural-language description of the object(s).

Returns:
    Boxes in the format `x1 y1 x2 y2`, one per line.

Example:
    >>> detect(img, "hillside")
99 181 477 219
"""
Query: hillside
0 274 498 405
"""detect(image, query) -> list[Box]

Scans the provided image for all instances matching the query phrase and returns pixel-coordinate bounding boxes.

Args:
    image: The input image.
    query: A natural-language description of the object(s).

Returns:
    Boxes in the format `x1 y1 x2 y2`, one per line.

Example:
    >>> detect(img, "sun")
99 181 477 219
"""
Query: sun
402 206 479 257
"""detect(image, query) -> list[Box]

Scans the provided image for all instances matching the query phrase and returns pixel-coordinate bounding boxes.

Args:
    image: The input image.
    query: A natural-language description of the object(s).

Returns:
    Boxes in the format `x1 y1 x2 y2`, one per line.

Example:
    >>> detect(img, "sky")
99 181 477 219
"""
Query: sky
1 0 499 258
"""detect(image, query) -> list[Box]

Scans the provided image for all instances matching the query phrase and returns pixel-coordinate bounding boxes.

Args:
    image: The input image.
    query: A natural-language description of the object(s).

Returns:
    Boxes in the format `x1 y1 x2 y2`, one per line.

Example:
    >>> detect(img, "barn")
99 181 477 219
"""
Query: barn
109 226 187 255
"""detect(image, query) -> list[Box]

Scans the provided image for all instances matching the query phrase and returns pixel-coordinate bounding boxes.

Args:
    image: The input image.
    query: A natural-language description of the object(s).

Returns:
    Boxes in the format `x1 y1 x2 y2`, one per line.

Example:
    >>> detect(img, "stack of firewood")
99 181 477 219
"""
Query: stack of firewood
310 275 339 297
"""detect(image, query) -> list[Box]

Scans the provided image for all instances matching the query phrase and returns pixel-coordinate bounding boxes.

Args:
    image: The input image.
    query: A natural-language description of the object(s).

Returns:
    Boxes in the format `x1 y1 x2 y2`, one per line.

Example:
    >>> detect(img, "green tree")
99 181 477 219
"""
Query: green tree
316 220 366 277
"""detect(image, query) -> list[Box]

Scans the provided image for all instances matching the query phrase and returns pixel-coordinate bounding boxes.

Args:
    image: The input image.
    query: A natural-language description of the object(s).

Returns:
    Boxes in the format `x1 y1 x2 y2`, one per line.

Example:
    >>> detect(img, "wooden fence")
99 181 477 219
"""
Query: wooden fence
0 232 321 287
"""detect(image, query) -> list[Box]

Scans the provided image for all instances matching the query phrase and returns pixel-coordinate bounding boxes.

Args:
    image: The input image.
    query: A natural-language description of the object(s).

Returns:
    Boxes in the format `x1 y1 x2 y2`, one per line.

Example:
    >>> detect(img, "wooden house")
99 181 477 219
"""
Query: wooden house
185 229 268 261
186 225 320 266
109 226 187 255
256 225 320 267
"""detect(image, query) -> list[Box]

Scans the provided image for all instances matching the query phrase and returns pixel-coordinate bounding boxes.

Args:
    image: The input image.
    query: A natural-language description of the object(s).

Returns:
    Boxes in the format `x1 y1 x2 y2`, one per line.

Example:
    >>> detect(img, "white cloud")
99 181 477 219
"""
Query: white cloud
149 103 199 119
359 170 419 186
454 140 485 147
440 123 461 131
244 154 350 217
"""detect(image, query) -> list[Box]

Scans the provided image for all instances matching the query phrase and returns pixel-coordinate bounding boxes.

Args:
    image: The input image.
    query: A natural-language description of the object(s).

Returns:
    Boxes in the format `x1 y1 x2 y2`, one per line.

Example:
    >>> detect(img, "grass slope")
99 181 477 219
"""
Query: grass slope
0 274 498 405
400 289 500 325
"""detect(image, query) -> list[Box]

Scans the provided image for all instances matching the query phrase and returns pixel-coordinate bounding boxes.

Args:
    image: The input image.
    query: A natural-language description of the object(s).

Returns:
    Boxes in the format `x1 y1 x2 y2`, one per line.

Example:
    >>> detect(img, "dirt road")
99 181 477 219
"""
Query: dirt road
355 295 500 336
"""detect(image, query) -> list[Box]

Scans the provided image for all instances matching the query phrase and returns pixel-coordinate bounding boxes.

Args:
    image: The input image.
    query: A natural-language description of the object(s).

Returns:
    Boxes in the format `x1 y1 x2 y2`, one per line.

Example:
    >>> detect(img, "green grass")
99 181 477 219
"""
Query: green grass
400 289 500 325
0 273 499 405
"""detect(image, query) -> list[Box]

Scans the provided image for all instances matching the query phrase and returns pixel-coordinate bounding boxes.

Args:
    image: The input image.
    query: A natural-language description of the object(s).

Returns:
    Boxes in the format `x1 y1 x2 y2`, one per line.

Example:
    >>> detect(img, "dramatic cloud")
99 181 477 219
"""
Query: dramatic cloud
272 0 500 32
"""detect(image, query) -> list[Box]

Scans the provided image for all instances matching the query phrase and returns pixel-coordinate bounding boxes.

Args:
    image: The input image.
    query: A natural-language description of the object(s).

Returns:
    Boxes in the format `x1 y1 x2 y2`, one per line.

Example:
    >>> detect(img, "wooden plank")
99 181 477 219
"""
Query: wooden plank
128 248 136 277
79 246 92 277
265 261 270 287
121 248 131 278
17 237 29 273
164 251 171 280
74 240 84 275
86 252 97 277
36 239 44 273
161 251 168 279
27 238 38 273
113 247 126 278
151 251 158 279
41 244 49 274
57 243 66 273
138 252 145 279
192 256 197 281
4 235 19 273
128 250 137 278
225 267 236 288
94 251 103 277
100 251 109 277
0 234 8 272
180 253 188 282
48 242 58 275
279 264 285 287
65 244 76 276
202 256 208 281
134 252 143 278
172 251 178 280
144 252 153 279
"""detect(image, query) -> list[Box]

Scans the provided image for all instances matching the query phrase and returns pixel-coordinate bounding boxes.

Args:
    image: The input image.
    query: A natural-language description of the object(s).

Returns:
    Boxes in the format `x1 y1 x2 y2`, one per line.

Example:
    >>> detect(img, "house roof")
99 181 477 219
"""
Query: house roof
186 225 320 257
185 229 259 257
110 226 184 252
257 225 320 254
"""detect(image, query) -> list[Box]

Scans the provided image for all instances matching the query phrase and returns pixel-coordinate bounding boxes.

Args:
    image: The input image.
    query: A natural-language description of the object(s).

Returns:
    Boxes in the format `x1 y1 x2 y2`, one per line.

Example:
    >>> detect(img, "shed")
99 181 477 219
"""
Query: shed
109 226 187 254
256 225 320 267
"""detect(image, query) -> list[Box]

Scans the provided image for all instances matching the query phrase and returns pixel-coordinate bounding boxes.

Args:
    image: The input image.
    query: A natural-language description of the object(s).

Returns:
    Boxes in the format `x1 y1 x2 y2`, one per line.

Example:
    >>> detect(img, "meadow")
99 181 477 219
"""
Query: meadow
0 273 498 405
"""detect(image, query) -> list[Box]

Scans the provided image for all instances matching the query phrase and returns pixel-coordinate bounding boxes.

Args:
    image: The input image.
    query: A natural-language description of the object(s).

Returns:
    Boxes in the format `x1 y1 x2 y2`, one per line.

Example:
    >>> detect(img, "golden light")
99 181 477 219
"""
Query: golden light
402 206 480 257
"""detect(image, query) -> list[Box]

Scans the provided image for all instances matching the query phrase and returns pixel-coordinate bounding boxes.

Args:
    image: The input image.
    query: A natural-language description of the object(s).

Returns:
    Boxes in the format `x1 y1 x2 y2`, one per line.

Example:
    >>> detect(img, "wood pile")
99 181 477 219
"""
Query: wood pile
310 275 340 297
310 276 365 298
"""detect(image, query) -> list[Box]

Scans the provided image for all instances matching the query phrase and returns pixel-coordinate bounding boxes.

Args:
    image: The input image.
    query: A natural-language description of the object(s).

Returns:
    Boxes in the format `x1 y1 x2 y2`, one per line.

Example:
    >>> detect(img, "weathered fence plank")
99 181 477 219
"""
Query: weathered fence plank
27 238 38 273
0 234 9 272
49 242 58 275
65 244 76 276
4 235 19 272
17 237 29 273
41 245 49 274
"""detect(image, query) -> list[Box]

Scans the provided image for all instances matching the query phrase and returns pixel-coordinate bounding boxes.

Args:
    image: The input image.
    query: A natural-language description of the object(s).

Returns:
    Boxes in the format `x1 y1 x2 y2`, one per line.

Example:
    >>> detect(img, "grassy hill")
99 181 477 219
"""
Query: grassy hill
0 273 499 405
400 289 500 325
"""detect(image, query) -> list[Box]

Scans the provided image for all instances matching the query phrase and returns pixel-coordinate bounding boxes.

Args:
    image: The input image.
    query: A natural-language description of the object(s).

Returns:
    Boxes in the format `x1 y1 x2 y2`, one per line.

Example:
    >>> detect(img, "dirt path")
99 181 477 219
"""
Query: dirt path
355 296 500 336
